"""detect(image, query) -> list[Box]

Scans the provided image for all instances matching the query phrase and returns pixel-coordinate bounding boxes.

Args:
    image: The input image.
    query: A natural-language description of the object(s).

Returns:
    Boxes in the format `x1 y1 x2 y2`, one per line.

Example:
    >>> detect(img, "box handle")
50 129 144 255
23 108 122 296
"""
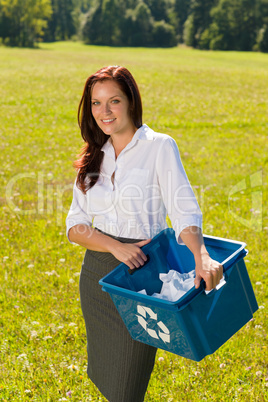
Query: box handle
128 255 150 275
204 248 248 295
204 275 226 296
221 248 248 271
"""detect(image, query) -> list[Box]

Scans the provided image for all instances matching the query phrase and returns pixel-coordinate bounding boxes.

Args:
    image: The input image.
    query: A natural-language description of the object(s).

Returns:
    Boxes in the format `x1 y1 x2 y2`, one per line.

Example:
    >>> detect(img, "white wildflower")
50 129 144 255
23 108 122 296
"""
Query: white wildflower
59 258 65 263
30 330 38 338
67 364 79 371
45 270 59 277
17 353 27 359
68 323 77 327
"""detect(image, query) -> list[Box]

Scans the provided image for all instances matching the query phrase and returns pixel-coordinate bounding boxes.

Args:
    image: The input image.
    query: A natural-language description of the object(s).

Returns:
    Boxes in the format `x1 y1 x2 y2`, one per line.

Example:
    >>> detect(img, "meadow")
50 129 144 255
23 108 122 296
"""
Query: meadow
0 41 267 401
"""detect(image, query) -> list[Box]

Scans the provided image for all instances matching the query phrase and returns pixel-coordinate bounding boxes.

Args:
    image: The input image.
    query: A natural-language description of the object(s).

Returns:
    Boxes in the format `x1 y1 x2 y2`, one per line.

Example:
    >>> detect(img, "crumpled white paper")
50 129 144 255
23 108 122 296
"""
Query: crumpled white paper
138 269 195 302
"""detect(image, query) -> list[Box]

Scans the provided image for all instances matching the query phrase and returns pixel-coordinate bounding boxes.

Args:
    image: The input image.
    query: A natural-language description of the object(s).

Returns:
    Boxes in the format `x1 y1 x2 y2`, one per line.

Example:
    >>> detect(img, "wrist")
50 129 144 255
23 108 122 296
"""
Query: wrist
194 247 209 262
105 237 120 254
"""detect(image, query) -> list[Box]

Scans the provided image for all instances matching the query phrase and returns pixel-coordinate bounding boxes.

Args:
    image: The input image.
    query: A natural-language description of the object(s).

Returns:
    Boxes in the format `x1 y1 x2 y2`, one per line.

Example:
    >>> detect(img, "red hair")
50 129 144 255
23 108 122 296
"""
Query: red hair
74 66 143 193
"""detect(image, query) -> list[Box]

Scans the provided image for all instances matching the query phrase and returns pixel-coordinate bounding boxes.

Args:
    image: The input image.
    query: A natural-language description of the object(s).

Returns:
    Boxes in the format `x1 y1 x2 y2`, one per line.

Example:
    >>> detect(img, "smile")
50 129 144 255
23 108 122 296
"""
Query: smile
102 118 116 123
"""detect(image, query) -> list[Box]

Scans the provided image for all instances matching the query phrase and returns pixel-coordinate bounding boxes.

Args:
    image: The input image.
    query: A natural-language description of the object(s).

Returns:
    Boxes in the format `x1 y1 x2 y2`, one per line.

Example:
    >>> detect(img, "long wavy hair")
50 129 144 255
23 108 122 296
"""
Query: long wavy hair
75 66 143 193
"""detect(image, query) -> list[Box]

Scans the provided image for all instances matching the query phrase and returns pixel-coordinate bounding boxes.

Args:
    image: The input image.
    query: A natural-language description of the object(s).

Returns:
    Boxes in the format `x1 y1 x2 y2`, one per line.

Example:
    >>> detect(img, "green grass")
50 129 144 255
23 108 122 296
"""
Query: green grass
0 41 267 401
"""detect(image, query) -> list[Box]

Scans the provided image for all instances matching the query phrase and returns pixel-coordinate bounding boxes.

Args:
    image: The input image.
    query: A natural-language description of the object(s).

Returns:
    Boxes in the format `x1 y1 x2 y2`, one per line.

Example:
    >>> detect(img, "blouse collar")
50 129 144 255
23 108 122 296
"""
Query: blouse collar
101 124 154 155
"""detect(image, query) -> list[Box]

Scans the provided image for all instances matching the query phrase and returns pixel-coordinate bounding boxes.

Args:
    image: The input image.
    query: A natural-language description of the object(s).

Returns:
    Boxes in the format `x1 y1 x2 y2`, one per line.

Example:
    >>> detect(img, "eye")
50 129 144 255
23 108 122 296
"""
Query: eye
111 99 120 104
92 101 100 106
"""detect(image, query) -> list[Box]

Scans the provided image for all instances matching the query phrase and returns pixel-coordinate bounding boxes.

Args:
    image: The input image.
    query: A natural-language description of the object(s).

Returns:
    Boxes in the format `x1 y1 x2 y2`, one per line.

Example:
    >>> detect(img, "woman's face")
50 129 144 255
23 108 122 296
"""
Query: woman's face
91 80 136 139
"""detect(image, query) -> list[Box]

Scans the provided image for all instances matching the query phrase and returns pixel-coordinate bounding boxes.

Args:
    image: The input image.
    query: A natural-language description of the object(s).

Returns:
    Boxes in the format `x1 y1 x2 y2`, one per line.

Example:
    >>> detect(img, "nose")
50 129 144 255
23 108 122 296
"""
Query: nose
102 102 111 115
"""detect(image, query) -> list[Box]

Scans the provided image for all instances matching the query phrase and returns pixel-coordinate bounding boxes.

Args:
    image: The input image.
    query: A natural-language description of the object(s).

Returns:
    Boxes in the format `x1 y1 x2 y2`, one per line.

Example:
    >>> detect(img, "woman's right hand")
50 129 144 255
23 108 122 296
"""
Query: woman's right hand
68 225 151 269
109 239 151 270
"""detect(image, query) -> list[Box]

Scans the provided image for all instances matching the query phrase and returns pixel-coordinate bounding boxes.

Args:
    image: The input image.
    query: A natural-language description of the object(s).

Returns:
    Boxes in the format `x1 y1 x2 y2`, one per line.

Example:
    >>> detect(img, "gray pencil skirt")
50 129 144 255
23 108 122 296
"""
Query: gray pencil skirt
79 235 157 402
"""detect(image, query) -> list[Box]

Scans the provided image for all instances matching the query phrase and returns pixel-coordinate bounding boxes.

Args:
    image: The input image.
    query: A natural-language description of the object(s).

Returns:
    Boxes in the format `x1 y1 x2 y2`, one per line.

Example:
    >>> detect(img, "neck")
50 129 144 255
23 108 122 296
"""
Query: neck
110 128 137 158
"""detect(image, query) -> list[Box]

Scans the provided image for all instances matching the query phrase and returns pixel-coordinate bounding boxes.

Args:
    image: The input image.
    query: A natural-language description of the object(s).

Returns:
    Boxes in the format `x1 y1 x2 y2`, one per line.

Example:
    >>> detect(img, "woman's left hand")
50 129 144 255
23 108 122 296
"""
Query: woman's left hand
194 252 223 291
179 226 223 291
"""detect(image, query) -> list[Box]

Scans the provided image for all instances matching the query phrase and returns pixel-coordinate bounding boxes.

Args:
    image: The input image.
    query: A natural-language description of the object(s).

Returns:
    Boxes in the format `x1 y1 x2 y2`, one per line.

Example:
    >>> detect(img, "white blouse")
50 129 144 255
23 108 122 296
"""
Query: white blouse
66 124 202 243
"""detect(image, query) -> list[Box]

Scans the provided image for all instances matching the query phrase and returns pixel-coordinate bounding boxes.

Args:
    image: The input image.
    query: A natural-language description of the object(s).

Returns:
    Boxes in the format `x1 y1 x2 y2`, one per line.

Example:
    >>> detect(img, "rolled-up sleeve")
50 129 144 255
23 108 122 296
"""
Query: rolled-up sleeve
156 137 202 243
66 179 94 244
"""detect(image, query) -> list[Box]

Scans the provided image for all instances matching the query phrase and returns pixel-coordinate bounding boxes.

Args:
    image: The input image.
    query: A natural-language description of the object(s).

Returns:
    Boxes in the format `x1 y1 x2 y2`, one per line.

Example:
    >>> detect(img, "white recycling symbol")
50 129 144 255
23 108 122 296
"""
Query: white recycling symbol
136 305 170 343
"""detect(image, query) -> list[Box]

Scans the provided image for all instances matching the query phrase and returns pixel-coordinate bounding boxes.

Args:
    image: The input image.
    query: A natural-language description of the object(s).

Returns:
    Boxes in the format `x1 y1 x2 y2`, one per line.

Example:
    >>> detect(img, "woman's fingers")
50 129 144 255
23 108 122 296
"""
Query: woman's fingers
195 255 223 291
126 239 152 268
210 261 223 287
129 251 147 268
135 239 151 248
112 240 151 269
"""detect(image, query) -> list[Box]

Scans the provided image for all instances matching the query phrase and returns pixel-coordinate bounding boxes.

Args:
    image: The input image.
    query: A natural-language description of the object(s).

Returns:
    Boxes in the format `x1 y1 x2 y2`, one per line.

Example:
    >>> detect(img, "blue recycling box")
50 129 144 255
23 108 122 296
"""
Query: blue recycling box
99 228 258 361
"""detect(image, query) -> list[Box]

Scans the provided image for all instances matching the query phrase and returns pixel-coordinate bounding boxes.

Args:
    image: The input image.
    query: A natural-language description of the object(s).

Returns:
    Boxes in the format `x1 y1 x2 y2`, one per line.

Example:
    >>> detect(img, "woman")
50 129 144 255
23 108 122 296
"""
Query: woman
66 66 223 402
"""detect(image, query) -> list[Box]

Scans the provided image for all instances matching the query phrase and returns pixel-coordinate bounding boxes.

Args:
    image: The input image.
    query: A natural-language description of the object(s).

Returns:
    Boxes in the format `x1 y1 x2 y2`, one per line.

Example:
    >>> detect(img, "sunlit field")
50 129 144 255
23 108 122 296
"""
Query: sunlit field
0 41 267 401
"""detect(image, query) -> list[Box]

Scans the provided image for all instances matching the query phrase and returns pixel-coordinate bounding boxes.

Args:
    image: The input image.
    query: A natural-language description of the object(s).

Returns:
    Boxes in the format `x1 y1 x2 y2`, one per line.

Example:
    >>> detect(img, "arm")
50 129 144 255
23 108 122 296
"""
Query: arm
69 224 151 269
156 137 203 244
179 226 223 291
67 179 151 269
156 138 222 290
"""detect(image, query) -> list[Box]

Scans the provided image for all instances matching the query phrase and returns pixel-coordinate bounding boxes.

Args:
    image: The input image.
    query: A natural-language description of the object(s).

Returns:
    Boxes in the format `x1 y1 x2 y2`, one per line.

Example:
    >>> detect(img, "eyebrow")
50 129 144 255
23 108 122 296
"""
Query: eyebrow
91 95 123 100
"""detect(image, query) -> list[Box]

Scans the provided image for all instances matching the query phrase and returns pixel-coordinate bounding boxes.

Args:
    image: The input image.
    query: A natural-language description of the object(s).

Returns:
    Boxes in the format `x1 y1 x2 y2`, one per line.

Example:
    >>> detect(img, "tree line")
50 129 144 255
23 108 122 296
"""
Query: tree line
0 0 268 51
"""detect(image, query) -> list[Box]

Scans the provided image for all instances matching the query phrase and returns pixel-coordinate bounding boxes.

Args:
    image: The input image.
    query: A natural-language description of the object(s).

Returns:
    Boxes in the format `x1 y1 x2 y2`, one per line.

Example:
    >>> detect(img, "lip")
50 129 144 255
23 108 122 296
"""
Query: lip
101 118 116 124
